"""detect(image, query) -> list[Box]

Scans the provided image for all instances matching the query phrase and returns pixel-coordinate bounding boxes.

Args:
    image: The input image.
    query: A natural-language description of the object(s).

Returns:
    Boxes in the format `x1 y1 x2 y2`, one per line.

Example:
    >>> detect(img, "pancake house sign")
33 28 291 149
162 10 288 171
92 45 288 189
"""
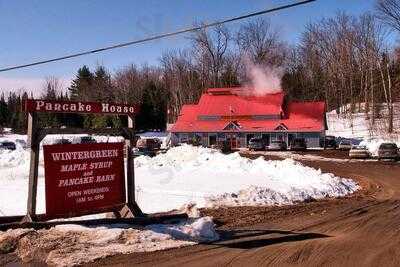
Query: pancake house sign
43 142 125 218
25 99 137 115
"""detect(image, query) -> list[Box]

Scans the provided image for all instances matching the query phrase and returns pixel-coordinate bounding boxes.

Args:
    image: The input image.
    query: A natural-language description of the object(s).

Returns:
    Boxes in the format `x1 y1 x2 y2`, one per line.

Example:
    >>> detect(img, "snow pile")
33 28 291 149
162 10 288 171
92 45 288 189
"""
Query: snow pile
135 145 359 212
0 217 218 266
0 139 359 216
0 145 45 215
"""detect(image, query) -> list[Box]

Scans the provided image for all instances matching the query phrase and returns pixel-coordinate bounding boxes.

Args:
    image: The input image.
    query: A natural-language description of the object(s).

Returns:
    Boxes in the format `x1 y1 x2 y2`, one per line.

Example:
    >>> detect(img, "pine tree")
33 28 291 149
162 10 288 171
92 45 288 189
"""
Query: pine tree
0 93 10 127
68 65 94 101
67 66 94 127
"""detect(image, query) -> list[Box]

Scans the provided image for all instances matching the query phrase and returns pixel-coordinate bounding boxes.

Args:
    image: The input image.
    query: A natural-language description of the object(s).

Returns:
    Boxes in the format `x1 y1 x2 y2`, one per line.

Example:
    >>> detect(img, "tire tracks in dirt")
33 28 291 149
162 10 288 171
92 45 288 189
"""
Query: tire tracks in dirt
91 152 400 267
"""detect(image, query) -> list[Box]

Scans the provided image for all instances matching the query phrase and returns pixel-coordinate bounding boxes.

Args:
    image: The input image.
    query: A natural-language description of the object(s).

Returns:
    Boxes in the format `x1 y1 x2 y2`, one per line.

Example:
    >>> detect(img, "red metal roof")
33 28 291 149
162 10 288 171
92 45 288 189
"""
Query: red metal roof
171 88 326 133
197 88 284 116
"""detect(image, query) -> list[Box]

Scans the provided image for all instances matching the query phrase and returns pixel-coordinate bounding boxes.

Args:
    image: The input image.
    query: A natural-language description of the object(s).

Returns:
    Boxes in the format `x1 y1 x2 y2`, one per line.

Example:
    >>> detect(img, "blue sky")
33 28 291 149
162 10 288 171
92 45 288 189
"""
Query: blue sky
0 0 380 93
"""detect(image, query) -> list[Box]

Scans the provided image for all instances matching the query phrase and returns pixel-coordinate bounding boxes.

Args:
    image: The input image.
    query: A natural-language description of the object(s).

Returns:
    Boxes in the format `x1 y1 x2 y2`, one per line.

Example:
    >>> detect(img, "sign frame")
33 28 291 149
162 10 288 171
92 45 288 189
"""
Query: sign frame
23 99 143 222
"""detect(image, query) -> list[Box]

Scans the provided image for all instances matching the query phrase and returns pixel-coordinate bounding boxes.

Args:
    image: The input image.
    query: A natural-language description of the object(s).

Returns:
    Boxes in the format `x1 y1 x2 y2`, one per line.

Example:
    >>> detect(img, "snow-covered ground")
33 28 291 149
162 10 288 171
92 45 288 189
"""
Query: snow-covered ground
0 134 359 216
0 134 360 265
326 102 400 139
326 103 400 154
0 216 218 266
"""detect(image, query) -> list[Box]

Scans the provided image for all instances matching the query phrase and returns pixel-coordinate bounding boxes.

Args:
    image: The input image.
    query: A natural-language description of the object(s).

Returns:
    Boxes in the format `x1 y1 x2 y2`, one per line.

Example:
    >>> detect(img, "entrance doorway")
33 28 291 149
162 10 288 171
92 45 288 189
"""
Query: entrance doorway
209 135 217 146
226 134 238 149
288 133 296 146
261 134 270 146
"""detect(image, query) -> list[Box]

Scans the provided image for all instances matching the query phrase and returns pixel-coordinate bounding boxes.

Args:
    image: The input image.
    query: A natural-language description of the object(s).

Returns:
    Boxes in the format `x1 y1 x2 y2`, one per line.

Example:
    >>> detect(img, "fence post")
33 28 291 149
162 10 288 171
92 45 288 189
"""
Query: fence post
25 112 40 222
126 115 144 216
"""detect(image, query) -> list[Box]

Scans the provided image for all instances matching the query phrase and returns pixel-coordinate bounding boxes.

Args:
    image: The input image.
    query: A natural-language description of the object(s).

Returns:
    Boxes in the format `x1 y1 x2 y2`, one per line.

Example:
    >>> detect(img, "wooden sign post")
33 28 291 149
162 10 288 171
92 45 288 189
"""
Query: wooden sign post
23 99 143 222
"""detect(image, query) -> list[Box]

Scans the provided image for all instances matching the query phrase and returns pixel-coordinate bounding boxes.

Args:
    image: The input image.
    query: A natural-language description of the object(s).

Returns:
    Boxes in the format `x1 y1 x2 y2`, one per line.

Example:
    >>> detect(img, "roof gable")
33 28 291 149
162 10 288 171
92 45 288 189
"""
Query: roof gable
223 121 241 131
275 123 288 131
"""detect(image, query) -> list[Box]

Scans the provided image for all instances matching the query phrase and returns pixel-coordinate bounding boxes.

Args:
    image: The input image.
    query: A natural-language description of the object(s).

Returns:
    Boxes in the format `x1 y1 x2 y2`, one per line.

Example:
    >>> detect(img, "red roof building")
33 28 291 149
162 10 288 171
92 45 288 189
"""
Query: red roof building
170 88 326 148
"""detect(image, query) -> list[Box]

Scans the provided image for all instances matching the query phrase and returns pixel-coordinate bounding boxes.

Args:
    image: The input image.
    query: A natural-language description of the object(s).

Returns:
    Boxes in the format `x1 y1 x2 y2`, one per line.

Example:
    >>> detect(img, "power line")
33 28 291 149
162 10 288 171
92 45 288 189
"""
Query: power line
0 0 316 73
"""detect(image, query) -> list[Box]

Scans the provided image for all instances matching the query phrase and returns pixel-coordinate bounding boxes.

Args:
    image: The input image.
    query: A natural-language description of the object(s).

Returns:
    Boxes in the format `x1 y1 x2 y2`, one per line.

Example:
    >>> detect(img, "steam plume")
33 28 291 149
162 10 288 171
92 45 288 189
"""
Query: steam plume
243 56 283 95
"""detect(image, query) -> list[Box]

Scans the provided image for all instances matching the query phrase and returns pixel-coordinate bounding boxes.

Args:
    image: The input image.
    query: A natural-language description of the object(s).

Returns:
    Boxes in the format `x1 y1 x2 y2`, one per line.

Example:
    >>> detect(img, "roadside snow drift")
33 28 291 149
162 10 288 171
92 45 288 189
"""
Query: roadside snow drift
0 217 218 266
0 136 359 216
135 145 359 212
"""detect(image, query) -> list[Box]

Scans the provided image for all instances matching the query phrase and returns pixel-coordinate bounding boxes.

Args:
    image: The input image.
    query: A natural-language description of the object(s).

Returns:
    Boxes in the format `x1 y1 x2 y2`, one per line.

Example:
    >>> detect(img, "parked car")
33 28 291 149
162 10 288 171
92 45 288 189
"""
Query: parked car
52 138 71 145
0 141 16 150
72 136 97 144
377 143 399 161
338 139 352 150
290 138 307 151
320 135 337 149
136 138 161 151
132 147 156 157
248 137 266 151
349 145 370 159
267 140 287 151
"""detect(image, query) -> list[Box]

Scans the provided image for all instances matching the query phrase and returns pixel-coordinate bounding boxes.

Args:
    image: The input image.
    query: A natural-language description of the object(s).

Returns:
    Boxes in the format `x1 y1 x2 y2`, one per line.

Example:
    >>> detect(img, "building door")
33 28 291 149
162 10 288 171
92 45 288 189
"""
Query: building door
209 135 217 146
276 133 287 144
226 134 237 149
261 134 270 146
288 133 296 146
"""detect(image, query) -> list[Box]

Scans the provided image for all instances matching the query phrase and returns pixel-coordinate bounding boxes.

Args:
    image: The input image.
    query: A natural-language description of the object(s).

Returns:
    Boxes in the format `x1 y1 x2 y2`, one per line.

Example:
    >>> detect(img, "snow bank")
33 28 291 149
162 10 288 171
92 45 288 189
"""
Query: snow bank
0 138 359 216
0 217 218 266
135 145 359 212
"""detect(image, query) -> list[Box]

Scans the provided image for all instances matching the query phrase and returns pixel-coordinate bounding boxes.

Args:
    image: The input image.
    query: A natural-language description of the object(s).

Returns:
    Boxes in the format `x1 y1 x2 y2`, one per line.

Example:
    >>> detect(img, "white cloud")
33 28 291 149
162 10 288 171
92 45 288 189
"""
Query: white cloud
0 76 71 97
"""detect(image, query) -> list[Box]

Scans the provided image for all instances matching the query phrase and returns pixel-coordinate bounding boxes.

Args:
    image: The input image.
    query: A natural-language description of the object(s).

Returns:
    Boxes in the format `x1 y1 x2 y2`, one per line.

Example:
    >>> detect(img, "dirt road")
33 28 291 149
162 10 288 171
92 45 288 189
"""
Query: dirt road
93 153 400 267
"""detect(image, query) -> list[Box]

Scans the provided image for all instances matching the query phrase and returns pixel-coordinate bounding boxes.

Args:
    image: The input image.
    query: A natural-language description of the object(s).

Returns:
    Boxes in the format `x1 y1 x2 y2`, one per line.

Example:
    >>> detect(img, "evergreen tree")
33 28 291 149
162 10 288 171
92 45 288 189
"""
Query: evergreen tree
68 65 94 101
0 93 10 127
67 66 94 127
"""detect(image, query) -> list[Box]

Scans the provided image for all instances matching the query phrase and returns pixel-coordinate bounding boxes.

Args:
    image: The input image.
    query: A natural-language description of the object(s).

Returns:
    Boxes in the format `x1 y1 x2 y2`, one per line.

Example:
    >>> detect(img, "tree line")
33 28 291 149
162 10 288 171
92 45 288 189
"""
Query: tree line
1 0 400 134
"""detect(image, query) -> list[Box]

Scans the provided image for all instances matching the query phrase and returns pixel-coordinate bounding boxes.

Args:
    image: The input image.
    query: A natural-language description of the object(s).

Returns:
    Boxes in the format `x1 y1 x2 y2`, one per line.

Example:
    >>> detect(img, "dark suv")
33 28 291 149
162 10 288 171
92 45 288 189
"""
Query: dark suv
320 135 337 149
378 143 399 161
248 137 266 151
290 138 307 151
267 140 287 151
0 141 16 150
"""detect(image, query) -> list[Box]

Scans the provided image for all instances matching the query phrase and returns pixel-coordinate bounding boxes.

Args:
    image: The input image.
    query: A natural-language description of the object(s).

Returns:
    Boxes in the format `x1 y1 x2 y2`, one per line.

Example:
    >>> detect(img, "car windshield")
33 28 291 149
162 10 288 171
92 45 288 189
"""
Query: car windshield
380 143 397 150
353 145 367 150
2 142 14 146
340 140 351 145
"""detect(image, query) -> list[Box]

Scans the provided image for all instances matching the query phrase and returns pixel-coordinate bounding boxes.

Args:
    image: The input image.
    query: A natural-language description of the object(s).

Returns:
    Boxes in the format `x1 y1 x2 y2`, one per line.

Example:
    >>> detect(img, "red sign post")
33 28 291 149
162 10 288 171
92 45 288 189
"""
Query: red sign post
43 143 126 218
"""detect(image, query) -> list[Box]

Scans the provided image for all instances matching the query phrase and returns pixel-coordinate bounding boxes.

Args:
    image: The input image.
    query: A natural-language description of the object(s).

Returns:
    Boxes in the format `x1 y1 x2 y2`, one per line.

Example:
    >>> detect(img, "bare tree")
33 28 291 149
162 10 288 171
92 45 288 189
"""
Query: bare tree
42 76 62 99
237 18 287 67
191 24 230 87
376 0 400 32
113 64 144 103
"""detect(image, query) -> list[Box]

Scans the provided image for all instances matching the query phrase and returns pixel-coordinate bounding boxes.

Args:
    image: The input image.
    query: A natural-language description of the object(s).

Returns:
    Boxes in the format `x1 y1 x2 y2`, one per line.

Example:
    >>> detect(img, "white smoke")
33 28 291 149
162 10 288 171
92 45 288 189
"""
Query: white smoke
243 56 283 95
